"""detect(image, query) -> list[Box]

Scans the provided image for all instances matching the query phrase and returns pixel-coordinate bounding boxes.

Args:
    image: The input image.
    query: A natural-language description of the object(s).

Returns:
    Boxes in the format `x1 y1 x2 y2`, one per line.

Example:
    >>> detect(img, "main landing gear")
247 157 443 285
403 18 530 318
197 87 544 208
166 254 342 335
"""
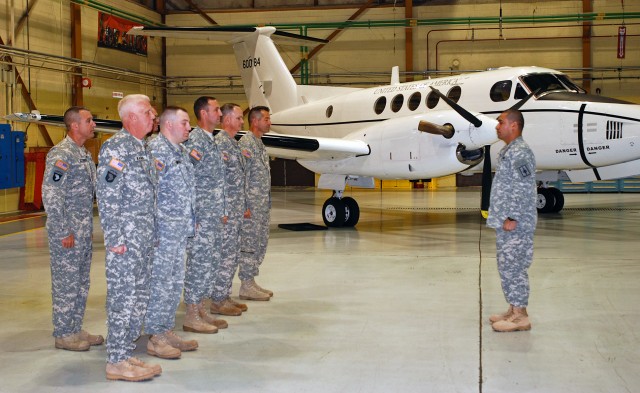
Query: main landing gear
537 186 565 213
322 191 360 228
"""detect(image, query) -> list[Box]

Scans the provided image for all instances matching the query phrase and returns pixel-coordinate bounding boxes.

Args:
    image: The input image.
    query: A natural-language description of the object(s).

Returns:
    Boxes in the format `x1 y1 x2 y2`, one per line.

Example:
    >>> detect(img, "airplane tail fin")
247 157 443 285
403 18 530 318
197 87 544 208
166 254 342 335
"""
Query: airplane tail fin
128 26 327 113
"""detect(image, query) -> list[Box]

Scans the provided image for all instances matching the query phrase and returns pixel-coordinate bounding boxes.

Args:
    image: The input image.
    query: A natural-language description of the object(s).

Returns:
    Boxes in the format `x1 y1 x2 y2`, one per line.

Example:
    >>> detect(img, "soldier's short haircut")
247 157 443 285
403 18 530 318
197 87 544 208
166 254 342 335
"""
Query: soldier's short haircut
248 106 270 124
220 103 241 122
193 96 217 121
63 106 90 131
159 106 188 127
503 108 524 131
118 94 150 119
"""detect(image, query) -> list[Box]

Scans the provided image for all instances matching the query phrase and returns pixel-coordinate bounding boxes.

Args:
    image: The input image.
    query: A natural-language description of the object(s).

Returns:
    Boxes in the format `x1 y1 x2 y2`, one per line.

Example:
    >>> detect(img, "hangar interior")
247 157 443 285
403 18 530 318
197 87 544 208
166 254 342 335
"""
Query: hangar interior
0 1 639 392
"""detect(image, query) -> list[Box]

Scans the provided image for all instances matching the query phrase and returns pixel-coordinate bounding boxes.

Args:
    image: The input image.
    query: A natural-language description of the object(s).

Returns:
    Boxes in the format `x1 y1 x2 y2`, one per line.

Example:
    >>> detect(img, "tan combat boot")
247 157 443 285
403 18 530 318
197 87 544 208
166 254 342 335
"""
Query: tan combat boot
240 279 271 301
183 303 218 334
165 330 198 352
129 357 162 376
253 280 274 297
211 298 243 316
492 307 531 332
147 333 181 359
54 332 90 351
228 297 248 312
79 329 104 346
198 301 228 329
106 359 156 382
489 305 514 323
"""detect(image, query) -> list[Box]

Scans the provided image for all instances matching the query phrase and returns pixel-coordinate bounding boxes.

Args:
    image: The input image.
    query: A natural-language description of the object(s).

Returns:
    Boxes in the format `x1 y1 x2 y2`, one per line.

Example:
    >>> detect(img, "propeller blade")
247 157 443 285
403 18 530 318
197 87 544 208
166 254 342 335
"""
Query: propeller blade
417 121 454 139
429 87 482 128
480 144 492 218
510 88 541 111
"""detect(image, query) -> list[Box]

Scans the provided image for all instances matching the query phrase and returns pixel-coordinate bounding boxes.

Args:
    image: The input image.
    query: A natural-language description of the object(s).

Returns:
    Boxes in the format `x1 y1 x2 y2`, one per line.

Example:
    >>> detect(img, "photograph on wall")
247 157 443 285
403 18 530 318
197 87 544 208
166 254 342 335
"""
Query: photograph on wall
97 12 147 56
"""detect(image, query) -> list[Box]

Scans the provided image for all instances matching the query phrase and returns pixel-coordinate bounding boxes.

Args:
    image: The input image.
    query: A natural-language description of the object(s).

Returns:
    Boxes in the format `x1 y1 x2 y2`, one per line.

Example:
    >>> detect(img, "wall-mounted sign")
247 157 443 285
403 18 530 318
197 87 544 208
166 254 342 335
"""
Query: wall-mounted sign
617 26 626 59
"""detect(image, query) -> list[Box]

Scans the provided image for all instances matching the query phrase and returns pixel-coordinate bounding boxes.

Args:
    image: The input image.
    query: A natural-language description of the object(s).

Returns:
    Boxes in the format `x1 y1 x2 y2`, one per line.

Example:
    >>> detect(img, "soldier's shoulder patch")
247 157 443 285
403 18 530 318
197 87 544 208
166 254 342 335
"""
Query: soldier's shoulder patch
517 163 533 178
54 160 69 171
189 149 203 161
221 151 229 161
52 170 64 182
105 169 118 183
241 149 252 158
155 159 165 171
109 157 125 171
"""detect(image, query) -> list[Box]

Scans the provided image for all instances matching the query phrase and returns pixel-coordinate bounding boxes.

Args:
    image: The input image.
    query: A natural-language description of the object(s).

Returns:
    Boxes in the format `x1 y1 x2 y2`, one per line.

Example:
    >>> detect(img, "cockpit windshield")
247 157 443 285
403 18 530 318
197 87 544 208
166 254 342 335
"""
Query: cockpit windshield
521 73 585 97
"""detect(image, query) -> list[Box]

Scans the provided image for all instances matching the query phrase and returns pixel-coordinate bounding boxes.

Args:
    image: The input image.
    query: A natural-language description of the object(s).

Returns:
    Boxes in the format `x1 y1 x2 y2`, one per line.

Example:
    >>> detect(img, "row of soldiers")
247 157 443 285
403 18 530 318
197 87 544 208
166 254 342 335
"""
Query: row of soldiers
42 94 273 382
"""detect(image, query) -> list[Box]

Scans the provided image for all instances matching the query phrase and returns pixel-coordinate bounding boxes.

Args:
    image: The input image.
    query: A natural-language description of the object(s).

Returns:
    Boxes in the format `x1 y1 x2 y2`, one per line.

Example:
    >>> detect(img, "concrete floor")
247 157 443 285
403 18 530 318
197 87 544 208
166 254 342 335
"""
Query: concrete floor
0 188 639 393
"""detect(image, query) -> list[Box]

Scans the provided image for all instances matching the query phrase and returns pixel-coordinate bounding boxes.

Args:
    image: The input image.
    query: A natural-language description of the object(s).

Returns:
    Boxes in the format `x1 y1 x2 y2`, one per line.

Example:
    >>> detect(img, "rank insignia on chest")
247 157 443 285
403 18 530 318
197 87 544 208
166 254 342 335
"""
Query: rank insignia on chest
189 149 202 161
54 160 69 171
155 159 165 171
52 170 63 182
108 157 125 171
241 149 252 158
222 151 229 161
105 169 118 183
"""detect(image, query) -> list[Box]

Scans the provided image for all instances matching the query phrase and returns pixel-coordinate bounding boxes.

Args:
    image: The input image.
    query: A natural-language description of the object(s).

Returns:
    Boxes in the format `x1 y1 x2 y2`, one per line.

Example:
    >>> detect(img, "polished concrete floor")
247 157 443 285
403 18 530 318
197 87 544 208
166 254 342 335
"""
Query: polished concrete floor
0 188 639 393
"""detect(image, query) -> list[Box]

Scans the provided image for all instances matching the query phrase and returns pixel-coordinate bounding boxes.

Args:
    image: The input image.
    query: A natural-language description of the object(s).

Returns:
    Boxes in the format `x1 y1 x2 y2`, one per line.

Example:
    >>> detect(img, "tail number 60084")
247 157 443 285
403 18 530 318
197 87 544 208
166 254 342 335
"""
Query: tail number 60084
243 57 261 69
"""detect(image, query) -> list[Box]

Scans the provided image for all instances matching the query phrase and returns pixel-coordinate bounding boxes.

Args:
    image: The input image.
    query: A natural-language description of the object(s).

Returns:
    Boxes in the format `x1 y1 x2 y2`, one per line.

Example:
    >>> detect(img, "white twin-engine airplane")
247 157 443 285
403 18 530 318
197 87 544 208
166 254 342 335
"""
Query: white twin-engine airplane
8 26 640 227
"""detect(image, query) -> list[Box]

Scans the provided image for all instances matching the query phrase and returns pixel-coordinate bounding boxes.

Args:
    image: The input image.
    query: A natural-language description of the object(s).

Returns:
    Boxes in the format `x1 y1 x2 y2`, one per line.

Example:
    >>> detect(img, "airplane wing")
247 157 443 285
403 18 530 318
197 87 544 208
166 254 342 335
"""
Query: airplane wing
4 112 122 133
4 112 369 160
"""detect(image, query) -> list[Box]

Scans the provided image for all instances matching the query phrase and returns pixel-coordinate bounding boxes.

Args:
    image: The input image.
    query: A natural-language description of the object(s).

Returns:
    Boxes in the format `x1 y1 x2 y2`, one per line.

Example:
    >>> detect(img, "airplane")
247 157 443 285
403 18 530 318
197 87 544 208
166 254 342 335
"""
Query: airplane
7 26 640 228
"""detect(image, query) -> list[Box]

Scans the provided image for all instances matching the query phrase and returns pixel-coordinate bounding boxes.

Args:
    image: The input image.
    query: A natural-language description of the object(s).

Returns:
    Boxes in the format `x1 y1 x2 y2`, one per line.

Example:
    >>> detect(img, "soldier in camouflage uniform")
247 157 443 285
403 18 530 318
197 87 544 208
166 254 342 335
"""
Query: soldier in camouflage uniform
183 97 229 328
145 107 200 359
238 106 273 301
97 94 161 382
487 109 537 333
210 103 249 316
42 106 104 352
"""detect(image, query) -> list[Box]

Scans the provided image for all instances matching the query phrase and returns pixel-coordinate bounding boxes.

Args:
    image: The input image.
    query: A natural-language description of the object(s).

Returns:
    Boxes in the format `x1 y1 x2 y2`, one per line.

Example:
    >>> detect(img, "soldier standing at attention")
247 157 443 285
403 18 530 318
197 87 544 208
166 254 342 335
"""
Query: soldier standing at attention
97 94 161 382
145 107 199 359
183 96 229 328
42 106 103 351
487 109 537 333
210 103 249 316
238 106 274 301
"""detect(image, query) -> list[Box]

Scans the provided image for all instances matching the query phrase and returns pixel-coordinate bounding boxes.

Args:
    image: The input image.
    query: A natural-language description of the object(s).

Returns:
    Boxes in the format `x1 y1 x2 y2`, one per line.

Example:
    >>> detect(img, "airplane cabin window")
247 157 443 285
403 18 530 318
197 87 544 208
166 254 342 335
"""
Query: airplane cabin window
374 96 387 114
426 91 440 109
391 94 404 112
326 105 333 118
447 86 462 103
514 84 527 99
408 92 421 111
489 80 512 102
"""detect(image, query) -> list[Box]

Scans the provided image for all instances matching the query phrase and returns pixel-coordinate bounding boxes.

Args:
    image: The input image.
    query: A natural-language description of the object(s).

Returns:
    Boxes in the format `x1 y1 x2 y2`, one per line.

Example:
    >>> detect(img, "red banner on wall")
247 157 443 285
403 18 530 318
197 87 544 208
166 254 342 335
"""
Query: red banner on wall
617 26 626 59
98 12 147 56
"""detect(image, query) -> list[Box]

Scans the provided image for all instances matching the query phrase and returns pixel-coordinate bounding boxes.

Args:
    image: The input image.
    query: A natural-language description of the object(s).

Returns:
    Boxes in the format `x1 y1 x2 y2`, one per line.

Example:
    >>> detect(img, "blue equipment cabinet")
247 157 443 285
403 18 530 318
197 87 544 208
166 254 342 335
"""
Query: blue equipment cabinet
0 124 26 189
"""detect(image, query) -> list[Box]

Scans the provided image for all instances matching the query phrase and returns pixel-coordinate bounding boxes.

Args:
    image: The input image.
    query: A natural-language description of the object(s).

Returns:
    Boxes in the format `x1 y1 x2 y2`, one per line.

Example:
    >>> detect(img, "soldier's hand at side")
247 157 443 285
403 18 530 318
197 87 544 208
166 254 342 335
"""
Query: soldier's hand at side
109 245 127 254
222 216 228 225
503 219 517 231
244 208 251 219
61 234 75 248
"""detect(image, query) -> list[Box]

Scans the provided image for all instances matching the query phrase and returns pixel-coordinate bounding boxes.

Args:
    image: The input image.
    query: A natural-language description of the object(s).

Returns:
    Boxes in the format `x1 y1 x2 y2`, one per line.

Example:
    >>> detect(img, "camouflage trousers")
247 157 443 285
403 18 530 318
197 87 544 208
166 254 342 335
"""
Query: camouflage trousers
238 209 270 281
48 237 92 337
105 243 152 364
144 225 189 334
495 227 534 308
210 214 243 302
184 215 222 305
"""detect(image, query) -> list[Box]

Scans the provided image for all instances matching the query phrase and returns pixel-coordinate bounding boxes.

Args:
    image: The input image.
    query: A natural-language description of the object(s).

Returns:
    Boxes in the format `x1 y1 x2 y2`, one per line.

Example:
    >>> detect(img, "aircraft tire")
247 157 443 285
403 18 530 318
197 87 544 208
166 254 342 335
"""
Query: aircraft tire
322 197 345 227
536 188 556 214
548 187 565 213
342 197 360 227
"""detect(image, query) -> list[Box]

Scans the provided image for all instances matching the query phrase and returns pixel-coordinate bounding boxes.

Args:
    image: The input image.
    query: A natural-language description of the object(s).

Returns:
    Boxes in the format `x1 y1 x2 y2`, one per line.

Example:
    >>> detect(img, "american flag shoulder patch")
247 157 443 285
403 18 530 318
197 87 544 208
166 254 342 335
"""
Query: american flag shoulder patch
242 149 252 158
108 157 125 171
189 149 202 161
54 160 69 171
